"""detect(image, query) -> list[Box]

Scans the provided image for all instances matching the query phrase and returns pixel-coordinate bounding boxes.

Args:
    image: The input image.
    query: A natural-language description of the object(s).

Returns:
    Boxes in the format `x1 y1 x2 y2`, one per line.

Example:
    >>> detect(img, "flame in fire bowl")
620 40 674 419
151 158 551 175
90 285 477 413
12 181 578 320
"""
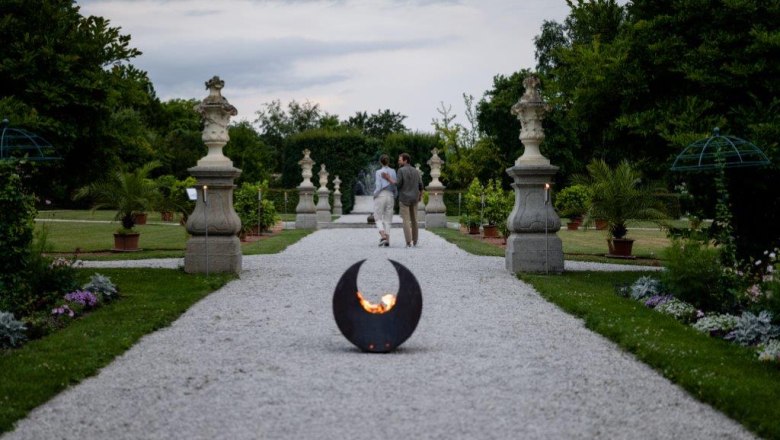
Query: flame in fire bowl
332 259 423 353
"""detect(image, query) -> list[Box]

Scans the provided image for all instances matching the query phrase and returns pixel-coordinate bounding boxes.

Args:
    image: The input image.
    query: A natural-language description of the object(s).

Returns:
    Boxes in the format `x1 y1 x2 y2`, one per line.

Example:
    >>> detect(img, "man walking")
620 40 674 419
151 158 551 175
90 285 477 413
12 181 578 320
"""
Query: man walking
384 153 423 247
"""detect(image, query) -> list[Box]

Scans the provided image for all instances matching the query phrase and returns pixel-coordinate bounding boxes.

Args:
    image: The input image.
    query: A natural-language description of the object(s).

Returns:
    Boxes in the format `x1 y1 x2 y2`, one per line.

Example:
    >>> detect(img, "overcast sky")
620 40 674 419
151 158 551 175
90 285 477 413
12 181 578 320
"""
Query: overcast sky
78 0 573 132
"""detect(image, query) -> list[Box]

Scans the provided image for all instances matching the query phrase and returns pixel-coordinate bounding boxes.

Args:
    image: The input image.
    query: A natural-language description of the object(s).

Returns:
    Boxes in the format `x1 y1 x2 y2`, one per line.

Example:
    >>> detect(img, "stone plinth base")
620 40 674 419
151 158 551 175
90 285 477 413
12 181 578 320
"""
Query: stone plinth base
352 195 374 214
296 213 317 229
316 210 331 223
185 235 242 274
425 212 446 228
505 233 563 274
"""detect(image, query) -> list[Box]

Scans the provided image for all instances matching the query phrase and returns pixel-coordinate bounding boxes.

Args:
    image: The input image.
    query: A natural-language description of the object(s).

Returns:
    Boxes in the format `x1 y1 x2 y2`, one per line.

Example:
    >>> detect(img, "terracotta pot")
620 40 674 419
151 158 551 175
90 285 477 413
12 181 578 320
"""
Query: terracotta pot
607 238 635 257
160 211 174 222
566 221 580 230
468 225 480 234
113 233 140 252
133 212 147 225
595 219 608 230
482 224 499 238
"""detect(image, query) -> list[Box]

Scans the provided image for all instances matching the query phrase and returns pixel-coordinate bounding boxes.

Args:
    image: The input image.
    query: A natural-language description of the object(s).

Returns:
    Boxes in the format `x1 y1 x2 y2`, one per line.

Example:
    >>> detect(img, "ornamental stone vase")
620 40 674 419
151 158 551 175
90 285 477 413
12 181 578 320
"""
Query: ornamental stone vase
185 76 242 274
332 175 343 215
505 75 564 274
316 164 332 224
425 149 447 228
295 149 317 229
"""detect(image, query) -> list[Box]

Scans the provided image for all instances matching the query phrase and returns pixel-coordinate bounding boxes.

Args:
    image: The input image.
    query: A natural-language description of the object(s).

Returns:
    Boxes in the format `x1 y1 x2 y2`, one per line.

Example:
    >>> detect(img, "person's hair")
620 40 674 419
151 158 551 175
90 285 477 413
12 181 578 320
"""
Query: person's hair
400 153 411 164
379 154 389 166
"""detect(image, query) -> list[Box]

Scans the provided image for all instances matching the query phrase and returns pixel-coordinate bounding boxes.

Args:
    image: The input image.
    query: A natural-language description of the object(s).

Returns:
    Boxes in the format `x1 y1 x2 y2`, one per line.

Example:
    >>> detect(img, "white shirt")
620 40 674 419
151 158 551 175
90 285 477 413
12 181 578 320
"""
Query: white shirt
373 166 397 196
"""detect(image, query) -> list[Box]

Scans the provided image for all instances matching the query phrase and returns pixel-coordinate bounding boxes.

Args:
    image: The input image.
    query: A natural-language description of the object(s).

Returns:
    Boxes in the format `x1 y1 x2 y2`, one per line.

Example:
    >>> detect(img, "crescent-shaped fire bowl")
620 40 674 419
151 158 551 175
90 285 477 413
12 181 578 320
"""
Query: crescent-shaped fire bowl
332 259 423 353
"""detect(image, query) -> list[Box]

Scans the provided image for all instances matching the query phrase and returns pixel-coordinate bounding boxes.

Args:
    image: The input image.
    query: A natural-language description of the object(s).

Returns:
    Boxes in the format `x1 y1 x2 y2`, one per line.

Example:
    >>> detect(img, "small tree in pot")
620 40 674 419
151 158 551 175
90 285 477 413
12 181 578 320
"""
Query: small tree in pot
554 184 590 230
574 159 667 257
75 162 160 251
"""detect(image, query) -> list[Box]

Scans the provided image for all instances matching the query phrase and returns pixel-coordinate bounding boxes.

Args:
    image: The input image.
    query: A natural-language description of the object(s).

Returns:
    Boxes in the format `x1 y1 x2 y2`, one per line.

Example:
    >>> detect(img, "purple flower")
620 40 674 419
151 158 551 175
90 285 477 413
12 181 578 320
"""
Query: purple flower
645 294 673 308
64 290 98 307
52 305 75 317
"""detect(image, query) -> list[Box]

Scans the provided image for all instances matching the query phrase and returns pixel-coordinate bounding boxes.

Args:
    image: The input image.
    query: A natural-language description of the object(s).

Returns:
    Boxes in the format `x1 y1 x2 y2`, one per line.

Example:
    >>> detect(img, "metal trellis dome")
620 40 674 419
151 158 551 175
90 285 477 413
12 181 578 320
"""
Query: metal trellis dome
0 118 61 161
671 127 770 171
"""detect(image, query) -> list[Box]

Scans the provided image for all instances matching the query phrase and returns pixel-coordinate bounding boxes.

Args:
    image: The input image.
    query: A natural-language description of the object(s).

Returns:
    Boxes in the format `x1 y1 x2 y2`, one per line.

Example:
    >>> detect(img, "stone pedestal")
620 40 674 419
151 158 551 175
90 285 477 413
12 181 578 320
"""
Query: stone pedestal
351 195 374 214
316 164 331 224
333 175 343 215
296 187 317 229
295 149 317 229
425 149 447 228
185 166 243 274
505 165 563 274
416 164 426 224
184 76 242 274
505 74 564 274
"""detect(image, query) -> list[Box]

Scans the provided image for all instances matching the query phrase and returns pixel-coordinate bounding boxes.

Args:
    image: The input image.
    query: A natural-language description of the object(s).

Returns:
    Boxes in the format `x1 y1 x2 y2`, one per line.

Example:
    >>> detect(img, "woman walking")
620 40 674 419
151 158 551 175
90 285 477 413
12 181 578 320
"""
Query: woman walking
373 154 397 246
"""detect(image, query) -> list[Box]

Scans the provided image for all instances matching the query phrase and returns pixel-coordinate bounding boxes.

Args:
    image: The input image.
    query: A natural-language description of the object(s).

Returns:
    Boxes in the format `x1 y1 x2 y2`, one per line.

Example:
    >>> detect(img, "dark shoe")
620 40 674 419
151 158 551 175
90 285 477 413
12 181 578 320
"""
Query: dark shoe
379 238 388 247
384 241 390 247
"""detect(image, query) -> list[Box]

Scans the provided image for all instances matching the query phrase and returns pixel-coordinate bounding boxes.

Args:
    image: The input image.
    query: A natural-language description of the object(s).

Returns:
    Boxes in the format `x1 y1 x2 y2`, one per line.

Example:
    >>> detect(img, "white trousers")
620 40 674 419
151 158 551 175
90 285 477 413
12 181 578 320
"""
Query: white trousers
373 190 394 233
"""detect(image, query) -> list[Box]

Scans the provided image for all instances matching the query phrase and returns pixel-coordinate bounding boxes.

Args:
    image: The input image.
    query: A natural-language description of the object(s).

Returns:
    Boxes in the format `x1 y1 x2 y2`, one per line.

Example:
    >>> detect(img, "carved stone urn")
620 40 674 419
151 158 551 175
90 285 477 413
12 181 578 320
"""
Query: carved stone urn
425 149 447 228
505 75 564 274
185 76 242 274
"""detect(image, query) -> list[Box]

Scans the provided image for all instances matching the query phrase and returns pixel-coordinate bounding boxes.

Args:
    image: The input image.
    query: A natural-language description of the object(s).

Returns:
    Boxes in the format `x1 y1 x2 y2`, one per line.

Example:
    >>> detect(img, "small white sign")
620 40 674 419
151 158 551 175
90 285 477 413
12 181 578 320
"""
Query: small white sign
186 188 197 201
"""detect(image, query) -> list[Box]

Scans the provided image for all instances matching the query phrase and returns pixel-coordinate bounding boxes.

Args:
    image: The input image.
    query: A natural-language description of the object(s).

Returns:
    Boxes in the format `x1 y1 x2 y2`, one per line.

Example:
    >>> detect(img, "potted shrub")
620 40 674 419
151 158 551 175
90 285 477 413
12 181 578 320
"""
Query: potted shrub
234 180 280 239
75 162 160 251
154 175 195 223
574 159 667 257
482 179 512 238
460 214 481 234
554 184 590 230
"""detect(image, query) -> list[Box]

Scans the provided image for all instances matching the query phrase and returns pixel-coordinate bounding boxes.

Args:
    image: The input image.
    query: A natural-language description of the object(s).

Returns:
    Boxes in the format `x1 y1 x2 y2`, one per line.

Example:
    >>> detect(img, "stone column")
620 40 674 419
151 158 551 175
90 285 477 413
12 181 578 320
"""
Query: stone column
332 175 343 215
415 164 426 224
316 164 331 224
505 75 564 274
295 149 317 229
424 149 447 228
185 76 242 274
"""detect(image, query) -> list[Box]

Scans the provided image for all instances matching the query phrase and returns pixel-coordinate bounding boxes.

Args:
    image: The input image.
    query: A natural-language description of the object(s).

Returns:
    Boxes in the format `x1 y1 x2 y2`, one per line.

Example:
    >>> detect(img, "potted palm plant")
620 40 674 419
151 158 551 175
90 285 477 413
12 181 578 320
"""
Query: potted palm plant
575 159 667 257
75 162 160 251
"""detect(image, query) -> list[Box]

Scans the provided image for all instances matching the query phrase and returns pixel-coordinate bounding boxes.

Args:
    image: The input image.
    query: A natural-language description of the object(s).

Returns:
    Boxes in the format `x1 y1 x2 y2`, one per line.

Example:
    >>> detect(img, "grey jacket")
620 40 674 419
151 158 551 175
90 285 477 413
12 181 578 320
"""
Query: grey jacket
396 164 423 206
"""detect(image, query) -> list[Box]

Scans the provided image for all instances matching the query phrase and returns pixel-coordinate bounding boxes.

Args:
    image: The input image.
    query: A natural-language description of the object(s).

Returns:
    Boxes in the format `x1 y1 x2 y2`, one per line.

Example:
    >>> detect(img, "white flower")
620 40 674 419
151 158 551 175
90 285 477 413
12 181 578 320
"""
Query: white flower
755 260 762 266
770 252 776 260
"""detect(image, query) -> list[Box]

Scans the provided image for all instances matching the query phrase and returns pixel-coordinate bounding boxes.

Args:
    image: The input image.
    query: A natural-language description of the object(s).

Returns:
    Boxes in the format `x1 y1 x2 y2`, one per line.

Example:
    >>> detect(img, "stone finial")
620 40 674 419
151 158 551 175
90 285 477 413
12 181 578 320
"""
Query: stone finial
333 175 342 193
194 75 238 166
299 149 315 188
318 164 329 191
510 74 550 165
427 148 444 187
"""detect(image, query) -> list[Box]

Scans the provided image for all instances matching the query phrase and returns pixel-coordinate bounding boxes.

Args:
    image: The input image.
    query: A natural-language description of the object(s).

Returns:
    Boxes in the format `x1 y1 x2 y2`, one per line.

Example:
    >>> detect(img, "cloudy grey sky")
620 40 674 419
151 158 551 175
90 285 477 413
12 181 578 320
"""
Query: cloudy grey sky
78 0 572 132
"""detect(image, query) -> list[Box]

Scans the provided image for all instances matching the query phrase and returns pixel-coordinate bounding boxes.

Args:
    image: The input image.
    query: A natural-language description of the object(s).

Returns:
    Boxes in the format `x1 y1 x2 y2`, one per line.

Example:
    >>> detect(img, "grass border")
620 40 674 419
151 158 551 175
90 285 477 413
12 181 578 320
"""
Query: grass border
0 269 234 433
521 272 780 439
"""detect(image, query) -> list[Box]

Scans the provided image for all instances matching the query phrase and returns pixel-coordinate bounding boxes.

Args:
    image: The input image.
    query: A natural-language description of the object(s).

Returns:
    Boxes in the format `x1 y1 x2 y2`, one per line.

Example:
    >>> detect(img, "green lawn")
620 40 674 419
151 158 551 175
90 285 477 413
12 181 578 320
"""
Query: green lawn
0 269 234 434
521 272 780 440
36 219 312 260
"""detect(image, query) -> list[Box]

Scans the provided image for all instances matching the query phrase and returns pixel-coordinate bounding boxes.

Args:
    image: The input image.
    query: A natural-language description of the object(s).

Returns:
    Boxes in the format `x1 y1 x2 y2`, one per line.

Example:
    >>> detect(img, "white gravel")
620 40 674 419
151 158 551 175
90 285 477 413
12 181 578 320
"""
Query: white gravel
5 229 753 439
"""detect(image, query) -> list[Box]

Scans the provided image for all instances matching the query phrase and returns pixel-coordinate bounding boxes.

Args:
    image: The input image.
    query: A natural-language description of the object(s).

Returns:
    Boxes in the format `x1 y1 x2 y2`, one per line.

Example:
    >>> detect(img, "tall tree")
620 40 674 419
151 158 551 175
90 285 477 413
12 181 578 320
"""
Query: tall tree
0 0 151 200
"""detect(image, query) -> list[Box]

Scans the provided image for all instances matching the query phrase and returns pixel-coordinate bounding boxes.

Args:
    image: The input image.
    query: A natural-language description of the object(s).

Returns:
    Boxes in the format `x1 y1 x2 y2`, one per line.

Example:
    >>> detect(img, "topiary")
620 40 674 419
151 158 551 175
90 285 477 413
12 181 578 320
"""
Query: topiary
554 184 590 219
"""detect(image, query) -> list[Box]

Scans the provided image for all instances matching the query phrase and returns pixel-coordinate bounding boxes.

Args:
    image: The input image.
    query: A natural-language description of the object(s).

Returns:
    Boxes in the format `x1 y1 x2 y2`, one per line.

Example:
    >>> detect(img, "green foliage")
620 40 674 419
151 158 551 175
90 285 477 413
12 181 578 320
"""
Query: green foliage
662 239 737 313
382 132 442 186
0 161 36 313
725 311 780 346
82 273 119 303
463 178 484 221
234 181 280 234
225 121 275 184
482 179 512 228
0 312 26 349
574 159 667 239
0 1 155 200
345 109 408 139
154 175 195 220
280 130 379 213
459 213 480 228
152 99 204 179
74 162 161 231
554 184 590 218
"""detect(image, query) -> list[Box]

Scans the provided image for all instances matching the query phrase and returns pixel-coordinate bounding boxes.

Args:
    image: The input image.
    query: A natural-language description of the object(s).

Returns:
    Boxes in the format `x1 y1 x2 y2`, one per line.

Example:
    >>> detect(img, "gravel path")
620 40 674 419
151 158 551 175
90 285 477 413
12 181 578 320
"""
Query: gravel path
5 229 752 439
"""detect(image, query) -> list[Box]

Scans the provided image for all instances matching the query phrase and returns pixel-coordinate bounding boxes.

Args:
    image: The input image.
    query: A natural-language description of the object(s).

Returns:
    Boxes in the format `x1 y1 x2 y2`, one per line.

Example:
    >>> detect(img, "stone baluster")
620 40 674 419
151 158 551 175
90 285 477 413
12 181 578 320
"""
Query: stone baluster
425 149 447 228
332 175 343 215
185 76 242 274
415 163 426 225
295 149 317 229
316 164 331 224
505 74 563 274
